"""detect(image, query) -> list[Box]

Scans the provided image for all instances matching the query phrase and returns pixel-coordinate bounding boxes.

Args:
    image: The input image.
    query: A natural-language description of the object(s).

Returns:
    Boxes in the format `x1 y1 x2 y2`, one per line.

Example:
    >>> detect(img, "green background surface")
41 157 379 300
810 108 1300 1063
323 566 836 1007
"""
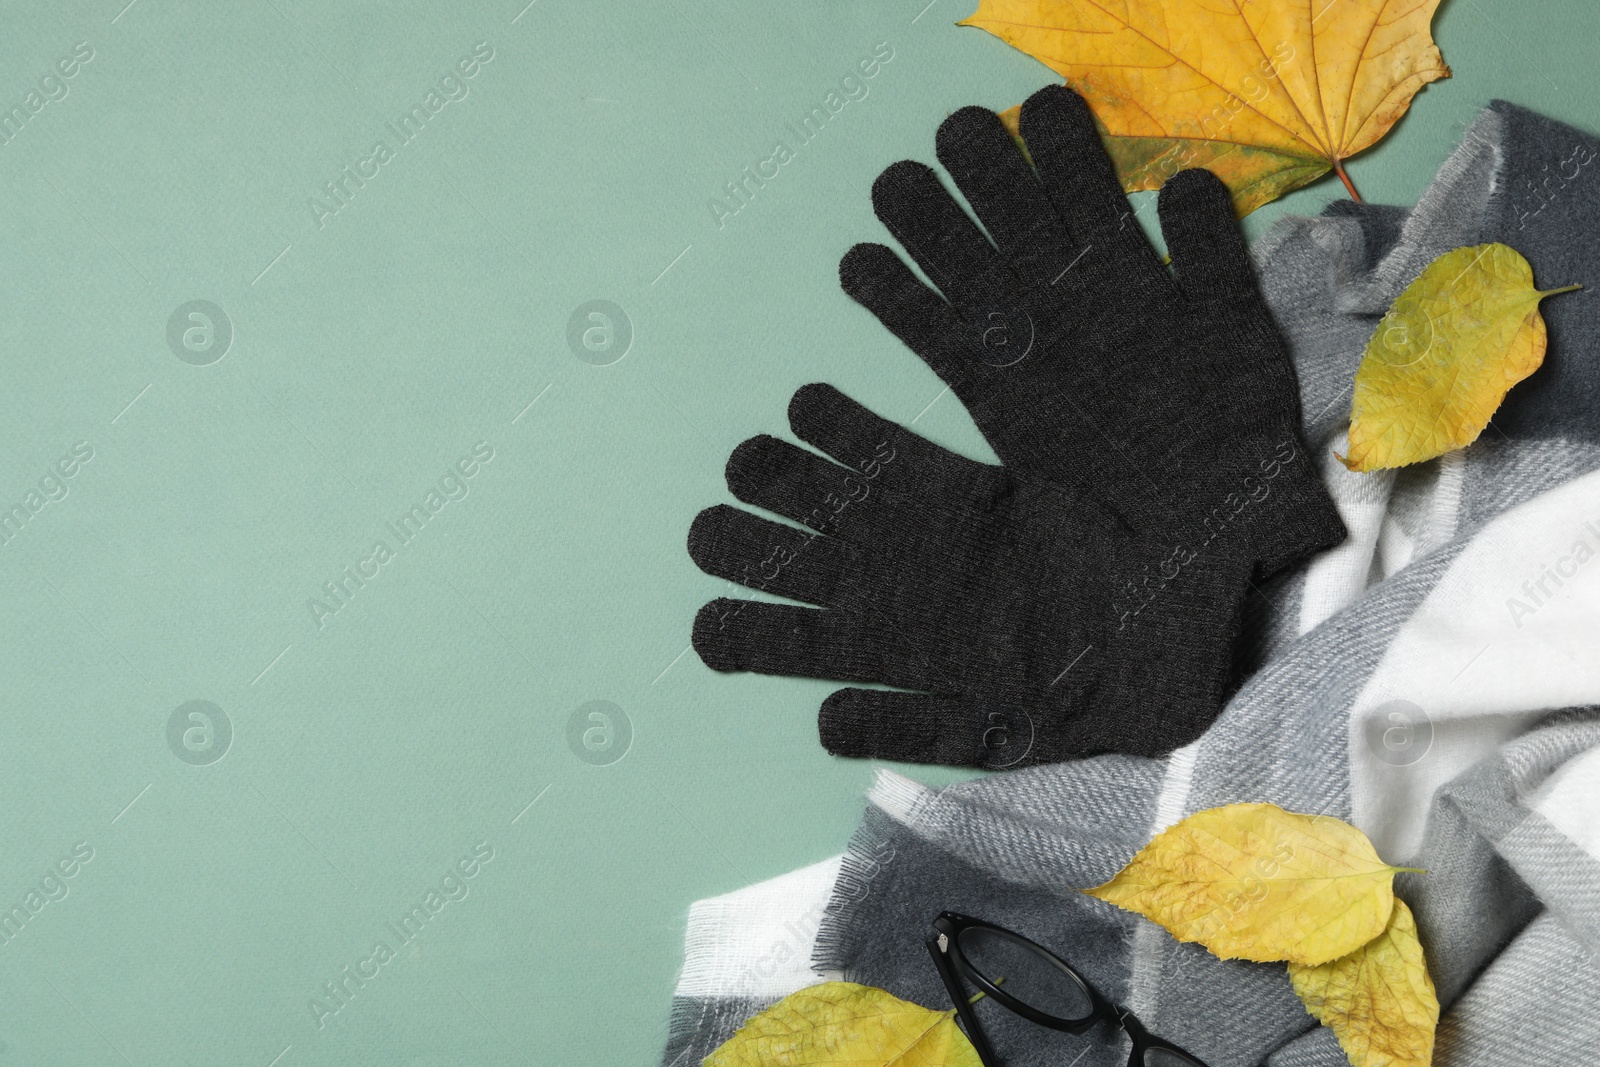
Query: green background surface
0 1 1591 1064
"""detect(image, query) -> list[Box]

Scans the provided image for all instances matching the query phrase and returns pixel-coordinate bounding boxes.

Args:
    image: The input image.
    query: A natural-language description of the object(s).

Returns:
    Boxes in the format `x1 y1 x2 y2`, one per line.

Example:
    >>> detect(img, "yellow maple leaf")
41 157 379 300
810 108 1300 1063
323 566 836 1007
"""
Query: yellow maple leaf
1085 803 1420 966
1341 242 1582 472
704 982 982 1067
1289 900 1439 1067
969 0 1451 215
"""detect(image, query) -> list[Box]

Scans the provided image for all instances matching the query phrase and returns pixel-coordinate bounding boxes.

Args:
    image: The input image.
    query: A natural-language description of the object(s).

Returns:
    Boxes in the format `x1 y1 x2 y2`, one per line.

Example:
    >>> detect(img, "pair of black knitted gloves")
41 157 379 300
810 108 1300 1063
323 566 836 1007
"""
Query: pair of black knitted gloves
686 85 1346 769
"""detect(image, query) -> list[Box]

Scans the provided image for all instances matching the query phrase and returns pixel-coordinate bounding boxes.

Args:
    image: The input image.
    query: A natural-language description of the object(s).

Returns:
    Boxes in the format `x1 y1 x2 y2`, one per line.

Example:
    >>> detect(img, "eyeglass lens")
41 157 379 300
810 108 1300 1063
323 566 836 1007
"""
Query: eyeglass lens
956 926 1096 1022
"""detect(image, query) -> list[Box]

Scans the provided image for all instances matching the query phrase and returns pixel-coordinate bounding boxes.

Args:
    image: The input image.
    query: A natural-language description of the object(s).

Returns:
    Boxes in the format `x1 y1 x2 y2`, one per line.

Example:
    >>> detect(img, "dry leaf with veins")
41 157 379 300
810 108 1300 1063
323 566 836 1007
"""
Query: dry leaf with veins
968 0 1451 215
1290 900 1439 1067
1342 242 1581 472
1085 803 1420 966
704 982 982 1067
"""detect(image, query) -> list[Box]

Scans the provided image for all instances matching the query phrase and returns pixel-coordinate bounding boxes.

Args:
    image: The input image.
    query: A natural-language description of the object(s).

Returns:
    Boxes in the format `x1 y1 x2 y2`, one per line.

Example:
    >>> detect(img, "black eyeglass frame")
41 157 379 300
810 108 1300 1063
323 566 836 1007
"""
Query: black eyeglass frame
924 912 1209 1067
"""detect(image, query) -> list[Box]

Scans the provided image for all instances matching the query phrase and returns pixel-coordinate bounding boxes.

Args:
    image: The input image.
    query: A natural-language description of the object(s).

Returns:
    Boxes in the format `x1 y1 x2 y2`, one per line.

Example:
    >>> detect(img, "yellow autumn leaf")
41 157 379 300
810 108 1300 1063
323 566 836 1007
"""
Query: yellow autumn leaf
1085 803 1418 966
1289 900 1439 1067
704 982 982 1067
1341 242 1581 472
970 0 1452 215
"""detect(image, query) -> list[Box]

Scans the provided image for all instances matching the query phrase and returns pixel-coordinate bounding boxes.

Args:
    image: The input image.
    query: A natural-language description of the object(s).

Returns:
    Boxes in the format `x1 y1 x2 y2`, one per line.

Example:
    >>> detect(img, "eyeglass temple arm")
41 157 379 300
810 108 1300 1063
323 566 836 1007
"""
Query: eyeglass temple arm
925 935 1000 1067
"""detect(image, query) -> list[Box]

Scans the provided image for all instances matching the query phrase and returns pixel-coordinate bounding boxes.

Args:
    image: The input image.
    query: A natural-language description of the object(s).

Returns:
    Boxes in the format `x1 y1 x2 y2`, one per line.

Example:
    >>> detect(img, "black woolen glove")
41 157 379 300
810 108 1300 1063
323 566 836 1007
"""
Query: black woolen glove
839 84 1345 579
688 383 1249 768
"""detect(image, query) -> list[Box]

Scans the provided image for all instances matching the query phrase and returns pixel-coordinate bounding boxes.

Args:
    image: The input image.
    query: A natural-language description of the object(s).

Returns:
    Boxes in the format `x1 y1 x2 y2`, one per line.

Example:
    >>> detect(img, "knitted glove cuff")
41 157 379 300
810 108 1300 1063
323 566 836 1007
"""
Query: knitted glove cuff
1205 420 1347 579
1084 536 1252 756
817 691 1041 769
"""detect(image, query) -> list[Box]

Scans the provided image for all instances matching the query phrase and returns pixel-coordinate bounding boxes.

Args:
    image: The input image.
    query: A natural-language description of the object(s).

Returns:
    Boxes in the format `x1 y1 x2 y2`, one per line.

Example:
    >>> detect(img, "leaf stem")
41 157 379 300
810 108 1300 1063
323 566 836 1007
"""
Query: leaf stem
967 975 1006 1005
1543 284 1584 297
1332 158 1363 202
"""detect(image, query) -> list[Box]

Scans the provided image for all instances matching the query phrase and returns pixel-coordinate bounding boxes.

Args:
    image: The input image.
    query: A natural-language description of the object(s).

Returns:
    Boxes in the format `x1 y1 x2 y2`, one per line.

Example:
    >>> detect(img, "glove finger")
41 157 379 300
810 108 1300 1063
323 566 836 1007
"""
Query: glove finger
818 689 1043 768
935 105 1089 293
722 433 875 534
870 160 1019 322
839 242 987 390
1157 168 1259 304
687 505 857 608
1019 84 1170 294
692 600 938 691
787 383 1012 514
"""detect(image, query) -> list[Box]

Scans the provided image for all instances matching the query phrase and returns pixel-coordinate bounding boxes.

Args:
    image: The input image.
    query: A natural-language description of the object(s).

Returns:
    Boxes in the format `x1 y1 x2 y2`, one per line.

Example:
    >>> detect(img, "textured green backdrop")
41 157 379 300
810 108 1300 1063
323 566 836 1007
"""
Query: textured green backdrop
0 1 1591 1064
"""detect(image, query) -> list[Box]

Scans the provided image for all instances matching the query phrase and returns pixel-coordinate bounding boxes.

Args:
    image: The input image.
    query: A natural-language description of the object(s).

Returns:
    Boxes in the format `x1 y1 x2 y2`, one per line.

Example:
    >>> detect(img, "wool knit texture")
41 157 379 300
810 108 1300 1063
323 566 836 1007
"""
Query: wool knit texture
840 85 1346 580
688 83 1354 769
688 382 1250 767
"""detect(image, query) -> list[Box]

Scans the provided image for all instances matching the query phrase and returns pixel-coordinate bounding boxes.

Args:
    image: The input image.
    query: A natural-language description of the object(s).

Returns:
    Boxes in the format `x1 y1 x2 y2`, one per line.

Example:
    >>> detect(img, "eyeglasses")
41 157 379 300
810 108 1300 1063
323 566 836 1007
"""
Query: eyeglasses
925 912 1209 1067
